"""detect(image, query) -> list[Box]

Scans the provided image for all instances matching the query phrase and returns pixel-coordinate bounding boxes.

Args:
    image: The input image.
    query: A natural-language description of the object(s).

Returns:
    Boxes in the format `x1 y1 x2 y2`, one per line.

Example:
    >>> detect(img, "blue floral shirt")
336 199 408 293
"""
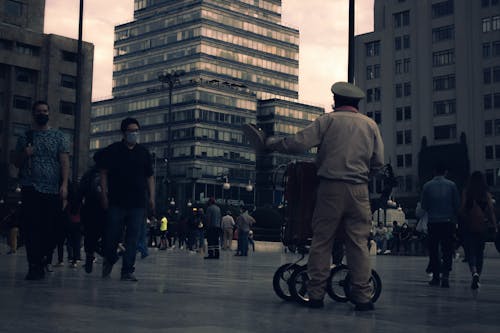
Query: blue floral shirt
16 129 69 194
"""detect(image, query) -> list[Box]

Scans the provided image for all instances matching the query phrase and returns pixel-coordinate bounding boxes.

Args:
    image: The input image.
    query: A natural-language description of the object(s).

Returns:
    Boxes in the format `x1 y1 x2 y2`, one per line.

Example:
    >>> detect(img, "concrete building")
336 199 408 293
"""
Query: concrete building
91 0 324 212
0 0 94 194
355 0 500 204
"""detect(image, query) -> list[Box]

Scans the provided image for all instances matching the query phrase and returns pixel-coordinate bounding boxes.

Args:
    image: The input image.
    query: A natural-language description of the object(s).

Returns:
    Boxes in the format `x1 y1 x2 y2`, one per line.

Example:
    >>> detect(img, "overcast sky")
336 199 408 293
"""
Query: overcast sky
44 0 374 109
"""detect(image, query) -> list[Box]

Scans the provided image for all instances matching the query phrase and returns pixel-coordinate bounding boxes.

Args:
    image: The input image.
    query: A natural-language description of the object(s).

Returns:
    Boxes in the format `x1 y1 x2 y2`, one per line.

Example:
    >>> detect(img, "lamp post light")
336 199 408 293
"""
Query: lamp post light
158 69 186 203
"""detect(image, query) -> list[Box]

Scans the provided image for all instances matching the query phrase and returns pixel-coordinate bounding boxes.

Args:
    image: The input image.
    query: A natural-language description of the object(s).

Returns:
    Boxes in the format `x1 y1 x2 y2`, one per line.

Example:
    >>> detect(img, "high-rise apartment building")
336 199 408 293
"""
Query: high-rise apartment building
91 0 323 211
355 0 500 202
0 0 94 194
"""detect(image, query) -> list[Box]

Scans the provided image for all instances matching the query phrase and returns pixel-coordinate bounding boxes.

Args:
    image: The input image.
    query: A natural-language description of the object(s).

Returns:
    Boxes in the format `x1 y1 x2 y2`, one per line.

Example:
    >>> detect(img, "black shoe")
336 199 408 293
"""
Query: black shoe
307 299 324 309
204 256 217 259
84 256 94 274
354 301 375 311
120 273 138 282
428 277 440 286
25 266 44 281
440 278 449 288
102 260 113 278
471 274 480 290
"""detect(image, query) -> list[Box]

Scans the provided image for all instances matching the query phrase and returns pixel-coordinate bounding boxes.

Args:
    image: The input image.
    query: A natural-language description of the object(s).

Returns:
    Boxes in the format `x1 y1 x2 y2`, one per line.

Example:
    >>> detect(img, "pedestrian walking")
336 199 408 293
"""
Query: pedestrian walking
235 206 255 257
204 197 221 259
221 211 235 250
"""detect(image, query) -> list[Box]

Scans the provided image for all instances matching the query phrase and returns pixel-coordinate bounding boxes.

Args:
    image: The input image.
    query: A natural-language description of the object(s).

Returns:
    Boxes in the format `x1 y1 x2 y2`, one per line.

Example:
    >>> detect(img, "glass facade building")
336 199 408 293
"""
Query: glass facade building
91 0 324 212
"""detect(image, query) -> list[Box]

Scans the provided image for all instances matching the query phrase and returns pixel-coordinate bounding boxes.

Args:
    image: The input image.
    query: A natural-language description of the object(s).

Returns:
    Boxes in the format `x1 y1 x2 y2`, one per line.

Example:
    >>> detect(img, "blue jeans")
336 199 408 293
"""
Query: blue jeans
136 220 148 257
103 206 145 274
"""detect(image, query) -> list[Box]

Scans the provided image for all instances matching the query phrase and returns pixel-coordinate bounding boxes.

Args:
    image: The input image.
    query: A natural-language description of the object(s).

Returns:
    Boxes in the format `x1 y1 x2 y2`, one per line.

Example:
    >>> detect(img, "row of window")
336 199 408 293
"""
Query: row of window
394 35 410 50
395 82 411 98
432 0 454 18
396 153 413 168
485 145 500 160
434 124 456 140
434 99 456 116
482 0 500 7
365 41 380 57
396 130 412 145
366 88 381 103
483 41 500 58
396 106 412 121
484 93 500 110
432 49 455 67
0 39 40 56
366 64 381 80
395 58 411 74
393 10 410 28
11 95 75 115
274 106 319 122
432 25 454 43
482 15 500 33
484 119 500 136
484 67 500 84
433 74 455 91
172 143 255 163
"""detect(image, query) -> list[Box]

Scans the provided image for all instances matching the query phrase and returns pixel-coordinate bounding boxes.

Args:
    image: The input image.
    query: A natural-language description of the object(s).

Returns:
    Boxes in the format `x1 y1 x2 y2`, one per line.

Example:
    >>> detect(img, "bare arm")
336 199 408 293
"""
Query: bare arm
59 152 69 201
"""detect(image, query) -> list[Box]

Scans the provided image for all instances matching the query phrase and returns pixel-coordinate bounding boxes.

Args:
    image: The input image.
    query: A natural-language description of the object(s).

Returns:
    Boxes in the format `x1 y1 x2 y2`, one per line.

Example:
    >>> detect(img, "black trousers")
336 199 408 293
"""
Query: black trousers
21 187 60 270
206 227 220 258
82 205 104 257
428 223 455 277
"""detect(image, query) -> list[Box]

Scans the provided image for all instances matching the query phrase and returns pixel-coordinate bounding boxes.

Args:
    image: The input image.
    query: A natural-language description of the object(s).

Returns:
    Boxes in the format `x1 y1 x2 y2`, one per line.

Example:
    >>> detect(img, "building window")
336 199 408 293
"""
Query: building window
493 67 500 82
404 130 412 144
0 38 13 50
485 169 495 186
5 0 23 16
484 68 492 84
396 131 403 144
432 25 454 42
404 82 411 96
394 10 410 28
405 175 413 192
483 17 492 32
374 88 381 101
484 94 492 110
15 67 36 83
365 41 380 57
405 154 412 167
494 93 500 108
366 65 380 80
433 49 455 66
486 145 494 159
403 35 410 49
60 101 76 115
493 16 500 30
485 120 493 136
403 58 411 73
495 119 500 135
61 51 77 62
395 37 402 50
433 74 455 91
483 42 491 58
434 124 456 140
367 89 373 103
397 154 404 167
15 42 40 56
374 110 382 124
396 107 403 121
13 95 31 110
395 60 402 74
404 106 412 120
61 74 76 89
496 145 500 159
493 41 500 56
434 100 456 115
395 84 403 98
432 0 454 18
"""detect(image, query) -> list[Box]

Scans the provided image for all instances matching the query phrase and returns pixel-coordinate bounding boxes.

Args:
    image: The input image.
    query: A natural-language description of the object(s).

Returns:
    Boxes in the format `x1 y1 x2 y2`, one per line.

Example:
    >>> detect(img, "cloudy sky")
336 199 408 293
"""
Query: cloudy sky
44 0 374 109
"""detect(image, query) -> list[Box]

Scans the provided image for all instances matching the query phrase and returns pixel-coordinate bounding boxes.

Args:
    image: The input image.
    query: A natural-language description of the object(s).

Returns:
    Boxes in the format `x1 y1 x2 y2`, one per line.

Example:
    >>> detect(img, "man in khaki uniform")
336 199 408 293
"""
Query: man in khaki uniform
265 82 384 310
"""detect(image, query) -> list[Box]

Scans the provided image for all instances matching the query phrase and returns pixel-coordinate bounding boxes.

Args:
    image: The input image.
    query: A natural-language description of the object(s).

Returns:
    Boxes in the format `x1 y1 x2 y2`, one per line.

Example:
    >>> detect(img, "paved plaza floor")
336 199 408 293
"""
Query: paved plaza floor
1 242 500 333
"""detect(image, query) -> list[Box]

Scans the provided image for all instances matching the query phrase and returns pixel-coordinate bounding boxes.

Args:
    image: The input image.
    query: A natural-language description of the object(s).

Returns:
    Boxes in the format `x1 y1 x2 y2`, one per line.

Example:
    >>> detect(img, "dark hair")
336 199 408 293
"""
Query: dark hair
120 117 140 132
334 95 359 109
465 171 489 206
32 100 49 113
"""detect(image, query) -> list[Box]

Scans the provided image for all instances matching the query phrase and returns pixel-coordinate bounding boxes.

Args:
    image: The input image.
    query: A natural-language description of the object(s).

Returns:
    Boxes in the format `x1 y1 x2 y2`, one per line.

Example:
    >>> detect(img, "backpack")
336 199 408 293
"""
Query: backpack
465 200 487 233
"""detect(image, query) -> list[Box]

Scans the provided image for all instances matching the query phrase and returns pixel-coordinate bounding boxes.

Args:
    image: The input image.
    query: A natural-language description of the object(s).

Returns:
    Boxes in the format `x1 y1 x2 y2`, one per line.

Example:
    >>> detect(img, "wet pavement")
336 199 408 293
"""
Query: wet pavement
1 242 499 333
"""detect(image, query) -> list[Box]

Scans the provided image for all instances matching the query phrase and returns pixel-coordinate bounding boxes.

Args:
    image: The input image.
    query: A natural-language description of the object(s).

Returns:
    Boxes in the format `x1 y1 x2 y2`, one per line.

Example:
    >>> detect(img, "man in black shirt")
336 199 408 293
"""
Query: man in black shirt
95 117 155 281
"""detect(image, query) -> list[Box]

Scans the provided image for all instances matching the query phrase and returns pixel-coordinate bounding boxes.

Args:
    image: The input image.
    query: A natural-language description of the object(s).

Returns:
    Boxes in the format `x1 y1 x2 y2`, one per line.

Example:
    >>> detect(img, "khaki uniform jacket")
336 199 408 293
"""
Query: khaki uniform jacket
266 107 384 183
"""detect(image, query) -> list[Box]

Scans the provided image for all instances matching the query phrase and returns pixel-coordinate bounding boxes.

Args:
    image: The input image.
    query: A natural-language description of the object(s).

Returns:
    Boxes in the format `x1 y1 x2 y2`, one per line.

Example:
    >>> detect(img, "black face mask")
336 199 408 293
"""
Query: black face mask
35 114 49 126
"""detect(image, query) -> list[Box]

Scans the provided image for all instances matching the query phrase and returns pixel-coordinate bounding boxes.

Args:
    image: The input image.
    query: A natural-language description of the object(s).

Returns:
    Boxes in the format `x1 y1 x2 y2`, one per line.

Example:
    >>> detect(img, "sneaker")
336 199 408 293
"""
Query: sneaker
354 301 375 311
307 299 324 309
6 250 16 255
383 250 391 254
45 264 54 273
102 260 113 278
440 278 449 288
120 273 138 282
180 246 184 250
25 266 45 281
428 277 440 286
471 273 480 290
54 261 64 267
70 262 78 269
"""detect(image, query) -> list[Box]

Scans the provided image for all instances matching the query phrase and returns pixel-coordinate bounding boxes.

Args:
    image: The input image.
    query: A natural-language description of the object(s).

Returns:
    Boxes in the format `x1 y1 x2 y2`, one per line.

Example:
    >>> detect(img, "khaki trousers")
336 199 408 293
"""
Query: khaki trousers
307 180 373 303
223 229 233 249
9 227 19 252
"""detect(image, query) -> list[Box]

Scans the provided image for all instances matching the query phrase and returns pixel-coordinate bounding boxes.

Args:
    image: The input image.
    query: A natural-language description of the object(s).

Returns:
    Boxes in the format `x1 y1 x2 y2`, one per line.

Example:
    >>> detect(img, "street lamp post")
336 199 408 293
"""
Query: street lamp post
158 69 186 202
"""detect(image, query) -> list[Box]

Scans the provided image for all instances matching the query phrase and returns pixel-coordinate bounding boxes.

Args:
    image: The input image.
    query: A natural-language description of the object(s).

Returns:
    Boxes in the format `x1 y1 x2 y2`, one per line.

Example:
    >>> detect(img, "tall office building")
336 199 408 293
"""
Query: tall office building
355 0 500 203
91 0 323 211
0 0 94 194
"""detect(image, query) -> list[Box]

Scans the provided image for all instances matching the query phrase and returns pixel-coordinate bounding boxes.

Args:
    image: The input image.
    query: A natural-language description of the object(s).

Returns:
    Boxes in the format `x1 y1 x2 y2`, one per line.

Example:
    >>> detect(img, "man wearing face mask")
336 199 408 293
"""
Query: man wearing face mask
14 101 70 280
95 117 155 282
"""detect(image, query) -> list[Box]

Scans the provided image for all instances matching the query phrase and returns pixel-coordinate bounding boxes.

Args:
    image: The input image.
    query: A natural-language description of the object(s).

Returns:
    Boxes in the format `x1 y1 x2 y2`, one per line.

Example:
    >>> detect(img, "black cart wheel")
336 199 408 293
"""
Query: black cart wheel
288 265 310 304
326 264 349 302
343 269 382 303
273 263 301 301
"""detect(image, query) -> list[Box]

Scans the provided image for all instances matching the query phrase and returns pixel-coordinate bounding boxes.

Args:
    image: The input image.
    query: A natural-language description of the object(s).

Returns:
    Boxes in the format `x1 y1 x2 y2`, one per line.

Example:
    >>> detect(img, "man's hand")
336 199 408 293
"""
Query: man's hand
59 183 68 201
